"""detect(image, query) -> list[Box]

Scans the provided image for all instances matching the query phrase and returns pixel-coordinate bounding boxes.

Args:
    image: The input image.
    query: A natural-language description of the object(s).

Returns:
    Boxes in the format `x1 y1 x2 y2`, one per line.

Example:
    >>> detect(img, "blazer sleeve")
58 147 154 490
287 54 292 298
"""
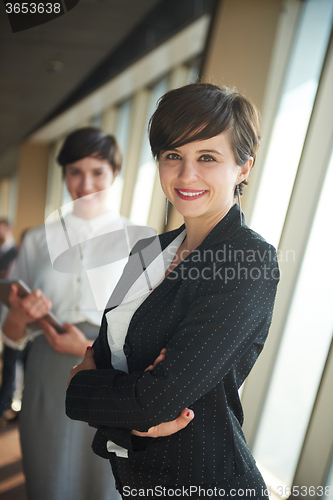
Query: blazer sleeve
66 238 279 433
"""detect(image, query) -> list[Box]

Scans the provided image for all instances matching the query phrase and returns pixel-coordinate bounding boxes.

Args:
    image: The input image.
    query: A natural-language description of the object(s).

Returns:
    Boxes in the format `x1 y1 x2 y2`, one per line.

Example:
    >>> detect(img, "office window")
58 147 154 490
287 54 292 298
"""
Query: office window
91 113 102 128
250 0 333 248
187 61 200 83
130 78 169 225
253 148 333 488
111 98 133 211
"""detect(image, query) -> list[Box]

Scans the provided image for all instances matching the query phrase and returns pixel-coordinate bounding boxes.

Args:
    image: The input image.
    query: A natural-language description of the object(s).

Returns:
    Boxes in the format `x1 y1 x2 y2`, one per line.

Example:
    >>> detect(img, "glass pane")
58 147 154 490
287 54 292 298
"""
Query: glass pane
250 0 333 248
187 63 199 83
253 149 333 486
115 99 132 172
91 113 102 128
109 98 133 211
130 78 169 225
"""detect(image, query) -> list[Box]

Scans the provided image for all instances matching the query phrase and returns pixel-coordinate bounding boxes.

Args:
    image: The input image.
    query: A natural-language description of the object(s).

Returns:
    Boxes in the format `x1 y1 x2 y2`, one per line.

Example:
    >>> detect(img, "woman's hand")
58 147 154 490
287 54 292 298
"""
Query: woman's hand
132 348 195 437
2 285 52 341
9 284 52 325
39 320 92 357
67 346 96 386
131 408 194 438
144 347 167 371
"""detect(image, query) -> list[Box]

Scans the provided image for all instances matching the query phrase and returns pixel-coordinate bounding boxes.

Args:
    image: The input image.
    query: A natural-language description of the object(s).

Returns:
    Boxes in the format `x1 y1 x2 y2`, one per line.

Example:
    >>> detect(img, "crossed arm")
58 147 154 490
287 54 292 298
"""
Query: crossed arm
3 285 192 438
66 243 279 436
67 346 194 438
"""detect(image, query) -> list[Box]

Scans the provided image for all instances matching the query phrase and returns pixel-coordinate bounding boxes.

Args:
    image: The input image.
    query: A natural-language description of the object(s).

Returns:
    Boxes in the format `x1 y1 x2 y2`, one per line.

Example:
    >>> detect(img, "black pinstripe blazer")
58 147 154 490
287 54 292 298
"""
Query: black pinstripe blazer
66 205 279 485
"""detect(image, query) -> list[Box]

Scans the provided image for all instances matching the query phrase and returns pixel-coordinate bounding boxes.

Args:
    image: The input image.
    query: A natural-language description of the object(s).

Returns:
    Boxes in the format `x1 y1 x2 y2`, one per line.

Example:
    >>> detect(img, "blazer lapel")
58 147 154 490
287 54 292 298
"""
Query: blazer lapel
126 204 245 330
104 225 185 312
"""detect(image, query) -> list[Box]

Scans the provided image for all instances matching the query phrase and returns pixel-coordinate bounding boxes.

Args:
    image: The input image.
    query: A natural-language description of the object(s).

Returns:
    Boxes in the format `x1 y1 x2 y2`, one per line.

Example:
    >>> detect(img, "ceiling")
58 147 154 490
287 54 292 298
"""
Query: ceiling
0 0 162 175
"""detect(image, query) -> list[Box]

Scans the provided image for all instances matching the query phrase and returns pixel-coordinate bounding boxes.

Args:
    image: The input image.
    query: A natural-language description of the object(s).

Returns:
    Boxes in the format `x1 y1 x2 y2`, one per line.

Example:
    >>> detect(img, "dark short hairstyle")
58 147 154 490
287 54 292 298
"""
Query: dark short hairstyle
57 127 122 175
149 83 261 194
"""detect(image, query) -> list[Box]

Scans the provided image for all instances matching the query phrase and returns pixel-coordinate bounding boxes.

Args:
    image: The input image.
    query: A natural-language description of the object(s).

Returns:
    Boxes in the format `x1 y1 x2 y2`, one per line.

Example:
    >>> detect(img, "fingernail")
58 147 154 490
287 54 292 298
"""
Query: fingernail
87 346 93 351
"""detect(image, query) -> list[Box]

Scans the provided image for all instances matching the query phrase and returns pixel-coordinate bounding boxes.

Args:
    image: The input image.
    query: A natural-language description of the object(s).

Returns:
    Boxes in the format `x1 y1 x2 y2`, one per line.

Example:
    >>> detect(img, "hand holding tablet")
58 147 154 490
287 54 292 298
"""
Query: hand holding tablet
0 279 66 333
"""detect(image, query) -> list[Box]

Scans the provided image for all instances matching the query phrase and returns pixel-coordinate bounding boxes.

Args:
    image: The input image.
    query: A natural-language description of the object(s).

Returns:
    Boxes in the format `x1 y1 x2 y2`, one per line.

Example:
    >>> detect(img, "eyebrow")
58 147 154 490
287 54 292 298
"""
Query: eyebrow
163 147 226 159
198 149 225 157
66 164 105 170
165 148 224 155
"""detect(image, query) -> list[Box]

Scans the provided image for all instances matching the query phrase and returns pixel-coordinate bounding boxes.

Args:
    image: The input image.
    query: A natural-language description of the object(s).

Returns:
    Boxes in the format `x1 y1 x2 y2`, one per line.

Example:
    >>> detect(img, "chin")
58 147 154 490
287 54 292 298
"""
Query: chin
79 193 99 201
172 202 203 217
176 209 204 219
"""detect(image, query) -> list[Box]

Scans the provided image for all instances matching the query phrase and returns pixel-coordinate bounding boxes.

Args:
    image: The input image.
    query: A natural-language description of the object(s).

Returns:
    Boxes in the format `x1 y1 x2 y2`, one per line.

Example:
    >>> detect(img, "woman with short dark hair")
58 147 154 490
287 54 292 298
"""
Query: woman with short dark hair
2 127 154 500
57 126 122 175
66 85 279 499
149 83 261 194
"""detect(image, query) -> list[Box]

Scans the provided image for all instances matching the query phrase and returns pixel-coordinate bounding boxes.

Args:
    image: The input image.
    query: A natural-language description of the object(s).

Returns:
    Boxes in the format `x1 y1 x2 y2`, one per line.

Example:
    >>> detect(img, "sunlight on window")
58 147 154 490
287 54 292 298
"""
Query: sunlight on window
250 0 333 248
130 79 168 225
254 148 333 487
111 99 133 211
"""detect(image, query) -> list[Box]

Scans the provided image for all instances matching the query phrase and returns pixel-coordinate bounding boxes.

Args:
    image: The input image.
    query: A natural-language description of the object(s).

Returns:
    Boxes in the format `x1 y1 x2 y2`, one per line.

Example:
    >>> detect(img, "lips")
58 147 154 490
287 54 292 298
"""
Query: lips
175 188 207 200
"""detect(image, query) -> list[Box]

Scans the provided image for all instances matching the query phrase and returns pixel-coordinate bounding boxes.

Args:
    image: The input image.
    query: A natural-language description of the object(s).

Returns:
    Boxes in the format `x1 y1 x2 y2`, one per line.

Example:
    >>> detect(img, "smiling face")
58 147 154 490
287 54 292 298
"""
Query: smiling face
158 132 252 228
64 156 118 218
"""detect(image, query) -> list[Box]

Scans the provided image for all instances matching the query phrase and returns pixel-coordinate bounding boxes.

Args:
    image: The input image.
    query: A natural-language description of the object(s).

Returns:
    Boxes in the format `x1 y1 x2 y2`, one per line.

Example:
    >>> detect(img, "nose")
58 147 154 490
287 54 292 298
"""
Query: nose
178 157 199 183
81 174 94 193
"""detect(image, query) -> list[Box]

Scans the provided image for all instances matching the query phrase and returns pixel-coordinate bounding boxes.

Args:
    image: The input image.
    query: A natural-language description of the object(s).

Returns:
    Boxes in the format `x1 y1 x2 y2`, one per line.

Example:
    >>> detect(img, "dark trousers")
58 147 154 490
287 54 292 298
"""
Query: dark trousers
0 344 29 415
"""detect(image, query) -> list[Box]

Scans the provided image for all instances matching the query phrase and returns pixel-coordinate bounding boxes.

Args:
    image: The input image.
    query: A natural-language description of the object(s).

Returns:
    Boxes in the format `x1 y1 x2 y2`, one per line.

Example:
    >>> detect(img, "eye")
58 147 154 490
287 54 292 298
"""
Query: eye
199 154 216 162
67 168 80 176
93 169 103 176
165 152 181 160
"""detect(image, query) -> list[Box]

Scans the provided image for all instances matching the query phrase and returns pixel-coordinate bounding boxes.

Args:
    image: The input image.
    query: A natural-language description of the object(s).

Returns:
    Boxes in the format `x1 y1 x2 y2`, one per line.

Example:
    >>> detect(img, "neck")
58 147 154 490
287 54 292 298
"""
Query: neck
183 202 233 252
72 203 109 220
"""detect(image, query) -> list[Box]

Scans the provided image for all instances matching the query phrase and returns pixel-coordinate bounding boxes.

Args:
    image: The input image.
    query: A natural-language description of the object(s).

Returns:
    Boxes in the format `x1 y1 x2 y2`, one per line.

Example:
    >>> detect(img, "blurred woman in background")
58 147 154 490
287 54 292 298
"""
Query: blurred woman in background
1 127 155 500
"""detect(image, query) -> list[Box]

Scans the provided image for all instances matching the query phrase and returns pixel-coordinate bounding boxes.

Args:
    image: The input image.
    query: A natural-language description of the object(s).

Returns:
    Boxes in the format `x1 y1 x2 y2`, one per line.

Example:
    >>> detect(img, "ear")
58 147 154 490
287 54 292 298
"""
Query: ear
238 156 253 183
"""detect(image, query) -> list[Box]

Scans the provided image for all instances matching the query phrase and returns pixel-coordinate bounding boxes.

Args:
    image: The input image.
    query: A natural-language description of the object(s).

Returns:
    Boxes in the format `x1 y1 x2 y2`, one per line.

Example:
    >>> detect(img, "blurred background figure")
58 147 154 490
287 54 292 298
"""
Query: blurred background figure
0 219 17 279
1 128 155 500
0 218 20 424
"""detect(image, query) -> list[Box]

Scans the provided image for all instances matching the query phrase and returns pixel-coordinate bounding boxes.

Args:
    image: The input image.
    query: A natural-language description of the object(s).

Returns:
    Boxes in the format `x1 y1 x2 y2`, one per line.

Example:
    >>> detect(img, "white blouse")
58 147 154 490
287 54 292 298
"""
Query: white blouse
105 229 186 457
1 210 155 349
